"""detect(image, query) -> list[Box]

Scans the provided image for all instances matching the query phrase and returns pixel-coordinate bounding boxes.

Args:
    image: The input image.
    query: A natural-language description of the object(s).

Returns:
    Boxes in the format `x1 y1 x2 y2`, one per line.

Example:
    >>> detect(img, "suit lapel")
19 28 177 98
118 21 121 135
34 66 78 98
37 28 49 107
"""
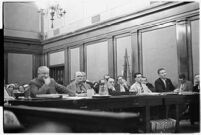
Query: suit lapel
159 78 166 90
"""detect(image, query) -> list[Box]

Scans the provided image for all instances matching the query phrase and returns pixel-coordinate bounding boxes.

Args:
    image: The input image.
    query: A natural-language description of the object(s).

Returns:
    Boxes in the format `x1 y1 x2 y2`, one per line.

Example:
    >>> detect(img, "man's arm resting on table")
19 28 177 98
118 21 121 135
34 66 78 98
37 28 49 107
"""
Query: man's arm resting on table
55 82 76 96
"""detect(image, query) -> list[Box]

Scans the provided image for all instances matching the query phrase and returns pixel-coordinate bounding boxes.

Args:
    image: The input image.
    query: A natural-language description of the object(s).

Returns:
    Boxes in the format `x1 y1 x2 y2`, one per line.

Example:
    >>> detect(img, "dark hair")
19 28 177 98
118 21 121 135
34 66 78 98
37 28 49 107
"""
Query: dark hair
179 73 186 79
99 79 105 85
157 68 165 74
117 75 124 79
134 73 142 78
104 74 110 81
194 74 199 77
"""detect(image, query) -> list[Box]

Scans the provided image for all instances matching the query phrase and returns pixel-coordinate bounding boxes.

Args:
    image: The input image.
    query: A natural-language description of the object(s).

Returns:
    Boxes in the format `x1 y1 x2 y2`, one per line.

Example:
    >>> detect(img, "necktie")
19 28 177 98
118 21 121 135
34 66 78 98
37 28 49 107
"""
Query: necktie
163 79 166 88
140 83 144 93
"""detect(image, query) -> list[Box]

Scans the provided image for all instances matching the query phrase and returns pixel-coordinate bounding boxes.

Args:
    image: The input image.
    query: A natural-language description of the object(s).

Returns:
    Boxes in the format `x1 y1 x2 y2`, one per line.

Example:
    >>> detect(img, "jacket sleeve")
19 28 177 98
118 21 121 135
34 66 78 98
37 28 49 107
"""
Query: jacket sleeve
168 79 175 91
29 81 48 97
154 80 164 92
55 80 76 96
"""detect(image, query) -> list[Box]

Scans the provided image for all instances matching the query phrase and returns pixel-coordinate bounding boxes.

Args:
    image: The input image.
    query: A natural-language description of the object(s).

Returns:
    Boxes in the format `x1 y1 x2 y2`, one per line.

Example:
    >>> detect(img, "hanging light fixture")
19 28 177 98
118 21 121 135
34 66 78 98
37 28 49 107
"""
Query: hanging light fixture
36 0 66 28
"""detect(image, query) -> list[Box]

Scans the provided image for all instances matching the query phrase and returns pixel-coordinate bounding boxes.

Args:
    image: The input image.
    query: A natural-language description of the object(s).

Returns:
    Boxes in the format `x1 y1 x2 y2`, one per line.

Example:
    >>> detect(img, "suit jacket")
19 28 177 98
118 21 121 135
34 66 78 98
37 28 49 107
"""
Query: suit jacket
146 83 155 92
67 81 90 94
115 83 130 93
154 78 175 92
177 80 193 92
130 82 152 95
193 84 200 92
29 78 75 97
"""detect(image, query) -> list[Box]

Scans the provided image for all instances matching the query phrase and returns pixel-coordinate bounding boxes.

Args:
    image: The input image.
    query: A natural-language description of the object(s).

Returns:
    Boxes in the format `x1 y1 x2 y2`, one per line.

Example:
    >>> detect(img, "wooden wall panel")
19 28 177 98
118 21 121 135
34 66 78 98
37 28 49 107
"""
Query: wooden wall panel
176 21 189 79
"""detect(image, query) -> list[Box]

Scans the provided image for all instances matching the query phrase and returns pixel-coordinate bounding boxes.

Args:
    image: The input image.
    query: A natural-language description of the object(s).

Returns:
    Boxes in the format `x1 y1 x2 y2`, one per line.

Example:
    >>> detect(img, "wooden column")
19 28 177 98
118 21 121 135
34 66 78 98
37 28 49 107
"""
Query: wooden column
131 31 141 82
80 44 85 72
176 20 189 79
186 20 193 81
108 36 115 78
42 53 48 66
64 48 69 85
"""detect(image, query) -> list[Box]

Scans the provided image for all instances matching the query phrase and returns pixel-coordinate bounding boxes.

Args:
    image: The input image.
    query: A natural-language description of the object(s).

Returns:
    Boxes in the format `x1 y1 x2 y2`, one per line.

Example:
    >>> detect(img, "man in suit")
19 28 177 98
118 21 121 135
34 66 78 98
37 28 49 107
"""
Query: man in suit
141 76 155 92
107 78 116 95
29 66 75 97
174 73 193 92
67 71 89 95
189 74 200 125
193 74 200 92
130 73 152 95
154 68 175 92
115 75 130 93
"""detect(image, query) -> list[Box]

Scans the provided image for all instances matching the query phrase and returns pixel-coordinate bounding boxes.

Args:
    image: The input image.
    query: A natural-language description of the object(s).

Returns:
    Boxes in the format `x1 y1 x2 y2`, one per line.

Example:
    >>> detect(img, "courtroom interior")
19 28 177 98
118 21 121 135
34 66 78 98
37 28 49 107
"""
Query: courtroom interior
3 0 200 133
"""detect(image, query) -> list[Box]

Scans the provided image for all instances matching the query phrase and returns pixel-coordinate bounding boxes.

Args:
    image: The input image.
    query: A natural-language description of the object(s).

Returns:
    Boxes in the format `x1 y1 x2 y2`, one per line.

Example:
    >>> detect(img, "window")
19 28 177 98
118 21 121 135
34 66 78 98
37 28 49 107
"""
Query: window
191 20 199 75
142 26 178 86
86 41 108 81
115 36 132 83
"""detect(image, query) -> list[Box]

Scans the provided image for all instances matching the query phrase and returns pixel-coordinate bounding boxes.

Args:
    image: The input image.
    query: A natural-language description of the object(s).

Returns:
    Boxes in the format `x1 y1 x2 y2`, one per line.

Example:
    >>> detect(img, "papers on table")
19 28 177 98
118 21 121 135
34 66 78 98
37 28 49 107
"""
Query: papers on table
92 94 111 98
35 94 90 100
159 91 197 95
139 92 160 96
36 94 64 98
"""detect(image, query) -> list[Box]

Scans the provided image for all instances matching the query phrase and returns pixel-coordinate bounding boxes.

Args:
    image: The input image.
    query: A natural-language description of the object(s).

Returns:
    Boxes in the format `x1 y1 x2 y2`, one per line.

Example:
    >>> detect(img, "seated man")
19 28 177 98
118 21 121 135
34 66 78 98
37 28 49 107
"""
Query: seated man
4 87 14 102
174 73 193 92
107 78 116 95
5 84 15 97
67 71 89 95
154 68 175 92
130 73 152 95
141 76 155 92
189 74 200 125
193 74 200 92
103 74 110 83
29 66 75 97
115 75 130 93
98 79 108 95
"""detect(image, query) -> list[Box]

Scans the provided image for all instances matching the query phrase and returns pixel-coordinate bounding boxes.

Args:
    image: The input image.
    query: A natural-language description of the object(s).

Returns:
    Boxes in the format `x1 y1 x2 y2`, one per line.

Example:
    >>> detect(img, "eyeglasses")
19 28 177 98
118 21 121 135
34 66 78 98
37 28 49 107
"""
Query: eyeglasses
99 83 105 85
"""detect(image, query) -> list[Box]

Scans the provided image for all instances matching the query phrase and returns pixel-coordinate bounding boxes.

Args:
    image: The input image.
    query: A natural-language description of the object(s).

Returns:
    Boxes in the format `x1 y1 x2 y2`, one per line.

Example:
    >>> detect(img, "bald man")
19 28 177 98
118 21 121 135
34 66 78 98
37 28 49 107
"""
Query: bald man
29 66 75 97
67 71 89 95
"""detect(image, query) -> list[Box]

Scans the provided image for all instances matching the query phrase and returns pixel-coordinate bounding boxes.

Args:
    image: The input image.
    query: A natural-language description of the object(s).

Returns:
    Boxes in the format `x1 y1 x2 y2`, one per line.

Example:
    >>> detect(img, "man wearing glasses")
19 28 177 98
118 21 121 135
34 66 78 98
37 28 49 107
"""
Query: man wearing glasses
67 71 89 95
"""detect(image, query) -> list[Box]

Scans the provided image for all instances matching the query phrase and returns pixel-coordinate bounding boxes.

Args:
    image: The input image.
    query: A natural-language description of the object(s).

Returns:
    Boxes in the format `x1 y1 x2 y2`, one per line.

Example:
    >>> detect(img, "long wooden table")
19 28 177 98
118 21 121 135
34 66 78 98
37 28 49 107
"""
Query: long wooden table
7 93 199 133
4 105 140 133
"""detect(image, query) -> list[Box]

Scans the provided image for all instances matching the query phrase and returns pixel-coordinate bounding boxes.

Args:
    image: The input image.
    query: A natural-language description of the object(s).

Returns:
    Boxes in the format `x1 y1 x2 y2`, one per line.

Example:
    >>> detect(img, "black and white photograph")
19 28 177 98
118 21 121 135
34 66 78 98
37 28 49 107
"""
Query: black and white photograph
2 0 200 133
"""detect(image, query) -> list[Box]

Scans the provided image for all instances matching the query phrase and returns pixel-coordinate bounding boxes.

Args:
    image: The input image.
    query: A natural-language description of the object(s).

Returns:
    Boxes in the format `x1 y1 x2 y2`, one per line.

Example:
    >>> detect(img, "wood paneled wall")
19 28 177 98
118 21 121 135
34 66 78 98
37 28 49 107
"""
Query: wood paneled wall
4 37 42 83
42 2 199 85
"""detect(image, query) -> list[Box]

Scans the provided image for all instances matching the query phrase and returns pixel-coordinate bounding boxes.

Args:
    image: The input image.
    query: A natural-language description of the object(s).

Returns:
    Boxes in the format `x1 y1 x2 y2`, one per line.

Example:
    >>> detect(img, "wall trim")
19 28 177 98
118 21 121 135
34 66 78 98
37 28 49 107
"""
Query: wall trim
42 2 188 44
42 2 199 53
4 36 42 54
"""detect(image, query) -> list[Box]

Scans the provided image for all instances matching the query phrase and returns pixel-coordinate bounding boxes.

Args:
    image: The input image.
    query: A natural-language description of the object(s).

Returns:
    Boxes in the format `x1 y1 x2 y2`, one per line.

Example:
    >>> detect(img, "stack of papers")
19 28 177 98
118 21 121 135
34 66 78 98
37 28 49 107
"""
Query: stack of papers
36 94 63 98
139 92 160 96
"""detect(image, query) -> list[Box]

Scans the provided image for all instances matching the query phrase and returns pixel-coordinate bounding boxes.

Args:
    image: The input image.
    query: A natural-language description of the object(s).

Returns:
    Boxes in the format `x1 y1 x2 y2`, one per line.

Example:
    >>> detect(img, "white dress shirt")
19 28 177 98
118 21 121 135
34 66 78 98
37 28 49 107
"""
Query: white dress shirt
130 82 152 95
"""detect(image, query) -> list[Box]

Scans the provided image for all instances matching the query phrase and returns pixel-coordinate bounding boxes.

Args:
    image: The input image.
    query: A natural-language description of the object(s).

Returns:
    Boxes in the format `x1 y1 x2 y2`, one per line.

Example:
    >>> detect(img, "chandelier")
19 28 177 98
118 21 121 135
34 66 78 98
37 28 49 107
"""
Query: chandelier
37 0 66 28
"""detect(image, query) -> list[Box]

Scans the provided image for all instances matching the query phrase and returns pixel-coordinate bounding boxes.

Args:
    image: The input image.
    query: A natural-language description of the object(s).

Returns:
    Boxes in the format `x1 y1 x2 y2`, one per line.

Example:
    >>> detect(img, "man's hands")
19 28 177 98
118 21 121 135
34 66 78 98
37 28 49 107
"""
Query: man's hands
43 77 51 85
